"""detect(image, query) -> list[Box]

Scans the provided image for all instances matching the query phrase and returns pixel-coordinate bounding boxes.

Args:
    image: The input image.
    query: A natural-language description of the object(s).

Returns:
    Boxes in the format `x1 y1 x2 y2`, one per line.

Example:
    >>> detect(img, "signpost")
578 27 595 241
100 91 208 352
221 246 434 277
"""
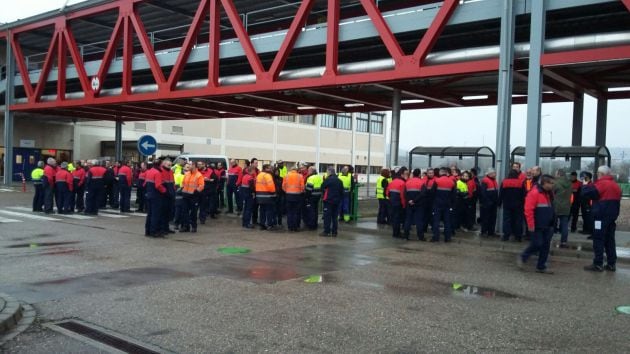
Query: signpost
137 135 157 156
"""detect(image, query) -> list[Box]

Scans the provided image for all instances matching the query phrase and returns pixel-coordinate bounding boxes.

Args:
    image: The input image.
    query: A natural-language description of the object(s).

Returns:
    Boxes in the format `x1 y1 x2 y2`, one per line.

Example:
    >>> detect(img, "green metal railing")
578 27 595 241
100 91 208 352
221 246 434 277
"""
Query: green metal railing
620 183 630 198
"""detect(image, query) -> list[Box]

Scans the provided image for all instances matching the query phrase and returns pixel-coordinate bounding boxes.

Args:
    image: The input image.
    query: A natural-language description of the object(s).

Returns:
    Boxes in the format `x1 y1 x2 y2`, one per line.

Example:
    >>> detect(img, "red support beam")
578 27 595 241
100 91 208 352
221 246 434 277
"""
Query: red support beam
209 0 221 88
57 26 67 102
63 25 94 99
622 0 630 12
220 0 265 78
122 15 133 95
129 7 167 89
541 45 630 67
412 0 458 65
32 32 59 103
96 15 123 96
168 0 210 90
11 34 34 99
325 0 340 77
268 0 316 81
359 0 405 61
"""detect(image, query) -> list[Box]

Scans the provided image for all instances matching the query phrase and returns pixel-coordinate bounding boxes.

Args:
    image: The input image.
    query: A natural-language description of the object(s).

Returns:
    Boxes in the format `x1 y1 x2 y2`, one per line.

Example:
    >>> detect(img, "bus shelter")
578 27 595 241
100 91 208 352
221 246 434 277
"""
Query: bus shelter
510 146 611 175
408 146 495 172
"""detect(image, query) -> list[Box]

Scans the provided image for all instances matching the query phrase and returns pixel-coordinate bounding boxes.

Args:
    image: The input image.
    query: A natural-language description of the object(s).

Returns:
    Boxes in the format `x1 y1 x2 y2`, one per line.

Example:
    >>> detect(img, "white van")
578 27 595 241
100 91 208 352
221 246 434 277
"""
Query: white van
176 154 228 168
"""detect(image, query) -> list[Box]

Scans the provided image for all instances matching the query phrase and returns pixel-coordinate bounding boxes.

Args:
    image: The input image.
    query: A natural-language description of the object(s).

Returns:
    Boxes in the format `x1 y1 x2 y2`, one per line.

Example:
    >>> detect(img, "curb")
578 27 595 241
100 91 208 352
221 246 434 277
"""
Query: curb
344 224 630 265
0 293 23 335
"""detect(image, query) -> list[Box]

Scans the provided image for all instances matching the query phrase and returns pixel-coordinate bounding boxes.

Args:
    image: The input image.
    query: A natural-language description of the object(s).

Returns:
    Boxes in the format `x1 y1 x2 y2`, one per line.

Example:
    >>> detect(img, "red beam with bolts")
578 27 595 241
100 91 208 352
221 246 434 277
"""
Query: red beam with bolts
9 0 626 114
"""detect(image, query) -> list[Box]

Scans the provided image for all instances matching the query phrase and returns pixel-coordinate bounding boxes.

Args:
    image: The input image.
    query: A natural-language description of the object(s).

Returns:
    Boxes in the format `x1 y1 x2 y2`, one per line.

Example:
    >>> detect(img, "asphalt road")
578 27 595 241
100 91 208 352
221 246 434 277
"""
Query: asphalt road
1 189 629 353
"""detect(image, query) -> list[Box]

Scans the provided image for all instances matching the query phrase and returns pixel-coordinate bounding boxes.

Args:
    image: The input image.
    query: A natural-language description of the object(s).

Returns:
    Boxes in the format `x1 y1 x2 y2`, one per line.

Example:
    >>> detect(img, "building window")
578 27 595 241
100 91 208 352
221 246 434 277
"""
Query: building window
134 122 147 131
299 114 315 125
172 126 184 135
319 114 335 128
319 163 334 173
370 166 382 174
356 112 384 134
355 165 367 174
277 115 296 122
336 113 352 130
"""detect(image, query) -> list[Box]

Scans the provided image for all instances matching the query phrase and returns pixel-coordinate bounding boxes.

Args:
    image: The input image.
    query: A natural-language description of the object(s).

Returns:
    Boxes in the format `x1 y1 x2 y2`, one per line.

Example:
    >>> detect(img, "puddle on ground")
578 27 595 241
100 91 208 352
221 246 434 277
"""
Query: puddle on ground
5 241 80 248
317 274 521 299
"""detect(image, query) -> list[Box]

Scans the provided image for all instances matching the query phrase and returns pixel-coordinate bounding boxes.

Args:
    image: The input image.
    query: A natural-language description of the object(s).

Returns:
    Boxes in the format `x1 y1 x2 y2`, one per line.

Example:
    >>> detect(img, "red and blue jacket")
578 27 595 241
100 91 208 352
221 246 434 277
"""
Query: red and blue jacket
145 167 166 197
386 177 407 208
500 177 525 210
228 165 243 187
86 166 106 188
405 177 427 206
525 185 554 230
72 168 86 187
432 175 455 209
581 175 621 221
118 165 133 187
480 176 499 206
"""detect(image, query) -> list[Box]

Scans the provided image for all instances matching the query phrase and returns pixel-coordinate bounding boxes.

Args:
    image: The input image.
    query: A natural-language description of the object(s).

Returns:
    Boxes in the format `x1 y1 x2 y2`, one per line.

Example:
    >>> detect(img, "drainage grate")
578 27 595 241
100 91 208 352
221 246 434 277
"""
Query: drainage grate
52 320 166 354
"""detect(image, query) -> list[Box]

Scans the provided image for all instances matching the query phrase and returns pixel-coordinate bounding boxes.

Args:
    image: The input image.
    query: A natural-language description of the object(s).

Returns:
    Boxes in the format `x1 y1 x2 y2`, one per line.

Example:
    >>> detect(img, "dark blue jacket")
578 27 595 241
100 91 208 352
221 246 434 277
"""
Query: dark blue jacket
322 174 344 205
499 178 525 210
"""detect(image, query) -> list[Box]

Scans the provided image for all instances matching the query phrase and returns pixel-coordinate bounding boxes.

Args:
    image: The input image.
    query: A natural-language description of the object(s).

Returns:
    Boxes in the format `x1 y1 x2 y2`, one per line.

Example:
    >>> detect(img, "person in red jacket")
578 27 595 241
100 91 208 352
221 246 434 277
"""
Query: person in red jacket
386 170 407 239
404 168 427 241
518 174 556 274
43 157 57 214
118 161 133 213
136 162 147 213
71 161 86 212
84 160 106 215
431 167 456 242
145 161 167 237
55 162 74 214
226 159 243 215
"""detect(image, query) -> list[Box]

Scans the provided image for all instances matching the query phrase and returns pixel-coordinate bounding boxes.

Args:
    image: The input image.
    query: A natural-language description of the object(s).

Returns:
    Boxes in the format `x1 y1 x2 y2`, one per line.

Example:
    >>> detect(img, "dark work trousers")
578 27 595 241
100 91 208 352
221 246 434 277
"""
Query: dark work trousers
464 199 476 230
73 180 85 212
592 219 617 267
339 192 351 220
274 195 283 226
252 201 259 224
55 182 72 213
558 215 569 244
390 204 403 238
377 198 389 224
286 195 303 230
241 192 254 227
423 198 434 232
181 194 199 230
404 205 425 240
84 180 103 214
454 198 467 229
109 182 119 208
480 204 497 235
226 183 240 213
521 227 553 270
119 181 131 212
136 183 145 212
174 193 184 227
54 184 63 213
199 189 210 222
304 195 320 230
323 201 339 235
208 191 218 217
432 207 452 242
581 201 593 233
502 207 523 241
33 182 44 211
218 182 226 208
145 196 163 236
160 194 174 233
259 200 276 227
570 201 580 232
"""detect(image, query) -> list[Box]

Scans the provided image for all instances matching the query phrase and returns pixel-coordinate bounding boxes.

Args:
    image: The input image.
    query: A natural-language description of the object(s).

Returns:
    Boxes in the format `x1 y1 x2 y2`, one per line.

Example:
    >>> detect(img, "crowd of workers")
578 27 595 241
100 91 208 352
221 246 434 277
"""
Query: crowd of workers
377 162 621 274
29 157 621 274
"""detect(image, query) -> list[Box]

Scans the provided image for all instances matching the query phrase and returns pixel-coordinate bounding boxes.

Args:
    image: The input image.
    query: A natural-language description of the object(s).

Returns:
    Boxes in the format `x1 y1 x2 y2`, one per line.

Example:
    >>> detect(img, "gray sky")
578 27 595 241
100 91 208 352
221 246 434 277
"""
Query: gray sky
3 1 629 151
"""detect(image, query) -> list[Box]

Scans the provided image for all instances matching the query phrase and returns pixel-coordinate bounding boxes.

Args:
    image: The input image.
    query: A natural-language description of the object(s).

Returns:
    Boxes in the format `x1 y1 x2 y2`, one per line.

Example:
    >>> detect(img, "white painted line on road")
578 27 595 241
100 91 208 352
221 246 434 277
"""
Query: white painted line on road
0 216 22 223
96 212 129 218
0 210 60 221
0 188 14 192
99 209 144 217
8 207 96 220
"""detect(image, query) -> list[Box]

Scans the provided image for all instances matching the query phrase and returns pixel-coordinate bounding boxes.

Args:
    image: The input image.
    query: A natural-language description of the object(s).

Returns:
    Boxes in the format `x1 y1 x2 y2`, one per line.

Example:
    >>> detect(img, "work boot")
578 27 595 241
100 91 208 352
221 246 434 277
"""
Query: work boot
604 264 616 272
191 227 197 233
319 232 330 237
535 268 554 274
583 264 604 272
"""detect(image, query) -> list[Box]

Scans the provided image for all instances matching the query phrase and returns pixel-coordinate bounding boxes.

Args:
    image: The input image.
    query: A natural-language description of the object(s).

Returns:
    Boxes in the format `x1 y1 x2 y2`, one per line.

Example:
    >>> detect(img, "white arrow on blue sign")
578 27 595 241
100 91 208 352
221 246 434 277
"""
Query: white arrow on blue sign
137 135 157 156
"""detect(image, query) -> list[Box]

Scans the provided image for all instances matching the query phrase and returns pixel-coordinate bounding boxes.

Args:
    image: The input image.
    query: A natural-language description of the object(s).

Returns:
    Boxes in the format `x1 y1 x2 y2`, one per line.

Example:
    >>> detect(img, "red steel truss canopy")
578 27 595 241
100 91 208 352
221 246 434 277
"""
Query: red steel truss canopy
2 0 630 121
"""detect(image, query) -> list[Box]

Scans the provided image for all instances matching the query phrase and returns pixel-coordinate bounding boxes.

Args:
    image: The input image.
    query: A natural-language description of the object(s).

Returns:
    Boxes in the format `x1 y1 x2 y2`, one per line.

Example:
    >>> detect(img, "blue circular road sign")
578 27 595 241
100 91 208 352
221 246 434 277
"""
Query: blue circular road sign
137 135 157 156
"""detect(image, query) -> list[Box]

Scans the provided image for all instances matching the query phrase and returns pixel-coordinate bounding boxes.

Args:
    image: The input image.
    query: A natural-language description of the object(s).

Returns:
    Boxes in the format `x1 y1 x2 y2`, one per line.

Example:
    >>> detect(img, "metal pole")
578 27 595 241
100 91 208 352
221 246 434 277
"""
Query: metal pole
3 32 15 185
114 120 123 162
316 114 320 172
525 0 546 169
595 97 608 146
571 93 584 171
390 89 401 167
495 0 516 180
367 112 372 197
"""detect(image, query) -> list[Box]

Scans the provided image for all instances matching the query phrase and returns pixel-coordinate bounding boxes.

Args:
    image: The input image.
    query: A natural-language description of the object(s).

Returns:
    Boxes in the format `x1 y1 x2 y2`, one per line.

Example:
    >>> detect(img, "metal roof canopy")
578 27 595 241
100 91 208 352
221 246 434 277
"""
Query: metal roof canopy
511 145 612 167
2 0 630 122
408 146 496 169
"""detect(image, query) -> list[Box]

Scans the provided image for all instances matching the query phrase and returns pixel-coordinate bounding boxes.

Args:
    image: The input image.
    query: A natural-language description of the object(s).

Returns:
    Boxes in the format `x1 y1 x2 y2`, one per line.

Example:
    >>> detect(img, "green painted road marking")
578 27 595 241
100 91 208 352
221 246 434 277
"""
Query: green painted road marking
304 275 323 283
616 306 630 315
217 247 251 255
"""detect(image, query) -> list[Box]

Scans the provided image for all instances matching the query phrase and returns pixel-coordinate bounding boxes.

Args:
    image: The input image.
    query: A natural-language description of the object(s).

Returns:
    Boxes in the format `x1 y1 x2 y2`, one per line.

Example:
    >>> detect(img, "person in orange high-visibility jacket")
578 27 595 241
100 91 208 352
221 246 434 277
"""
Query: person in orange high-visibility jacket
180 162 205 233
282 165 305 232
256 164 277 230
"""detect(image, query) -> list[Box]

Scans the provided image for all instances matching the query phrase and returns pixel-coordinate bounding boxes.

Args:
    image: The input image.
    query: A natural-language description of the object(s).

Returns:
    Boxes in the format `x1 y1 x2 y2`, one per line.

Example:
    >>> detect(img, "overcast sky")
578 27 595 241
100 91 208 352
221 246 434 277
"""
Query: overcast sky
3 1 629 152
